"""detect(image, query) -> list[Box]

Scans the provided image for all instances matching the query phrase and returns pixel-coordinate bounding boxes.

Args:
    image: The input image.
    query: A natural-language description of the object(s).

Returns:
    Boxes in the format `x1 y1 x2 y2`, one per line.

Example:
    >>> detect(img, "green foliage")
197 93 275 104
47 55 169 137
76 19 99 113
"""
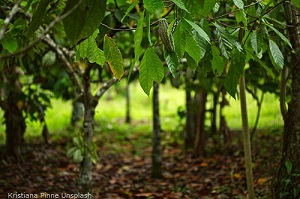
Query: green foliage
62 0 106 46
139 48 164 95
211 45 225 77
144 0 164 13
76 30 105 66
104 35 124 80
224 48 246 98
1 37 18 53
27 0 52 36
164 51 178 77
268 39 284 69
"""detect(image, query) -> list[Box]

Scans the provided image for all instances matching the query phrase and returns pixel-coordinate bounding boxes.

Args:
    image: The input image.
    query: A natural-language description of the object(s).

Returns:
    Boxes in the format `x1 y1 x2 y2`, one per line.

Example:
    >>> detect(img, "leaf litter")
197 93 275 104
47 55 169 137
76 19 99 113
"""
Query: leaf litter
0 130 281 198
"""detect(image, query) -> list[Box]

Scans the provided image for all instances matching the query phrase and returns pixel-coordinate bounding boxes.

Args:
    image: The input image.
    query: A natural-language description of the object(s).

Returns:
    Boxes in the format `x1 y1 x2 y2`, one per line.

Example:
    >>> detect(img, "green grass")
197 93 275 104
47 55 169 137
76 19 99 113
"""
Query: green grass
0 82 283 144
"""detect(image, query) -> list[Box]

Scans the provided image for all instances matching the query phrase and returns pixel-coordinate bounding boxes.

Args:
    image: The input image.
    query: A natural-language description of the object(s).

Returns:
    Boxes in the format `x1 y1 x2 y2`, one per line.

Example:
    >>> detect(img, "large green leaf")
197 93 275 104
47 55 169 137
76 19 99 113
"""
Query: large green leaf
172 0 189 12
27 0 52 36
185 34 201 63
211 46 225 77
63 0 106 46
173 22 186 58
183 0 215 18
139 48 164 95
265 23 292 49
76 30 105 66
268 39 284 69
164 51 178 77
184 19 210 43
214 22 243 52
224 48 246 98
251 30 263 58
2 37 18 53
144 0 164 13
104 35 124 80
186 53 198 72
129 11 144 79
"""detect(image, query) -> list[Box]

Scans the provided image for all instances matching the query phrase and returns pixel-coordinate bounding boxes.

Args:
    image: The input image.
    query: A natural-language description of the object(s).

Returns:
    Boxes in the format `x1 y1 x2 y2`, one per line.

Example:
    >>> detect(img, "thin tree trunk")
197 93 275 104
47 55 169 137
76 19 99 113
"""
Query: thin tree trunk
152 82 162 178
185 82 196 150
239 75 255 199
125 81 131 123
79 67 95 197
273 2 300 198
194 87 207 157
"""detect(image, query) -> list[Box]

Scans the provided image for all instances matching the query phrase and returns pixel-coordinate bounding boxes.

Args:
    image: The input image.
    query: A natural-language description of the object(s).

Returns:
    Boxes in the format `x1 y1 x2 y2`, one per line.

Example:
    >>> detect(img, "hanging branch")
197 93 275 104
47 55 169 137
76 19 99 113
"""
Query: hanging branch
0 0 22 42
0 0 83 60
42 35 83 95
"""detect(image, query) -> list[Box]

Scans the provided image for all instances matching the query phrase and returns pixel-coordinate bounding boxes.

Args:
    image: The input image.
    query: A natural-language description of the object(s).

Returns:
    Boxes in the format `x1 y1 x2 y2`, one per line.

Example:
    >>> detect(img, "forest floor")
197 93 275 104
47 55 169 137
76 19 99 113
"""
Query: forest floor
0 128 281 199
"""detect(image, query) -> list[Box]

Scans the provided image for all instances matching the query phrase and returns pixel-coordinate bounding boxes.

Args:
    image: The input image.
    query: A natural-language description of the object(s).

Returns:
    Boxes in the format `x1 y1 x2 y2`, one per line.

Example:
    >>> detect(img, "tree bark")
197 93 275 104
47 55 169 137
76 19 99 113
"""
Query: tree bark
185 81 196 150
239 75 255 199
1 65 26 161
152 82 162 178
78 67 96 197
273 2 300 198
194 87 207 157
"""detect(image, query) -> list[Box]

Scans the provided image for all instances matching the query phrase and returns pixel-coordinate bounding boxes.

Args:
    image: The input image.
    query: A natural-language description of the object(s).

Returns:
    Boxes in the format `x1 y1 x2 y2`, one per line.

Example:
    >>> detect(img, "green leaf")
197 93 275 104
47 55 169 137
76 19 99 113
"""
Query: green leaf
211 46 225 76
183 0 215 18
121 1 139 22
63 0 106 46
144 0 164 13
27 0 52 36
224 48 245 98
164 51 178 77
268 39 284 69
104 35 124 80
173 22 186 58
251 30 263 58
192 29 208 60
73 149 83 163
129 11 144 79
265 23 293 49
2 37 18 53
246 49 275 78
235 10 247 27
292 0 300 8
186 53 198 72
184 19 210 43
172 0 189 12
285 160 292 175
185 34 201 63
233 0 244 9
76 30 105 66
139 48 164 95
214 22 243 52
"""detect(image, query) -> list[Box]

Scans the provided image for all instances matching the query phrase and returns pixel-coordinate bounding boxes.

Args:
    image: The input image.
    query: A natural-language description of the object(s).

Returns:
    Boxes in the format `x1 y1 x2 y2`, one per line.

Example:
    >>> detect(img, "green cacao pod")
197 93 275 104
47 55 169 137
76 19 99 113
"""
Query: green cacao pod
158 18 175 52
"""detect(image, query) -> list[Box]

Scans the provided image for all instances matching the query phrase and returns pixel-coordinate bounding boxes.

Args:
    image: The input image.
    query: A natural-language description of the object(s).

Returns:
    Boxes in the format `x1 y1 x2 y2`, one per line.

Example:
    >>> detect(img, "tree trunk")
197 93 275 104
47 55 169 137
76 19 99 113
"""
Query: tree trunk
71 100 84 126
194 87 207 157
185 82 196 150
239 75 255 199
272 2 300 198
125 81 131 123
78 67 96 197
152 82 162 178
2 65 26 161
4 93 26 161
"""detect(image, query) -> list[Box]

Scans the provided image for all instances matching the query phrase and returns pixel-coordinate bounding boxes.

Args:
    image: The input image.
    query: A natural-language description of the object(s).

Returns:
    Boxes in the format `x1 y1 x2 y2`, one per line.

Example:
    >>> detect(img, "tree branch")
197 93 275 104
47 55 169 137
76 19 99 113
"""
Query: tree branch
0 0 83 60
42 35 83 95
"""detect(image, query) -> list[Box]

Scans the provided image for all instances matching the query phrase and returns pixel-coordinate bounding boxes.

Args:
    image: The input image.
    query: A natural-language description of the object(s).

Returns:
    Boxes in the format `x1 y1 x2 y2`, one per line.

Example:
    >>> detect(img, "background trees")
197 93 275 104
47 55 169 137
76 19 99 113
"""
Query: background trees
1 0 300 198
